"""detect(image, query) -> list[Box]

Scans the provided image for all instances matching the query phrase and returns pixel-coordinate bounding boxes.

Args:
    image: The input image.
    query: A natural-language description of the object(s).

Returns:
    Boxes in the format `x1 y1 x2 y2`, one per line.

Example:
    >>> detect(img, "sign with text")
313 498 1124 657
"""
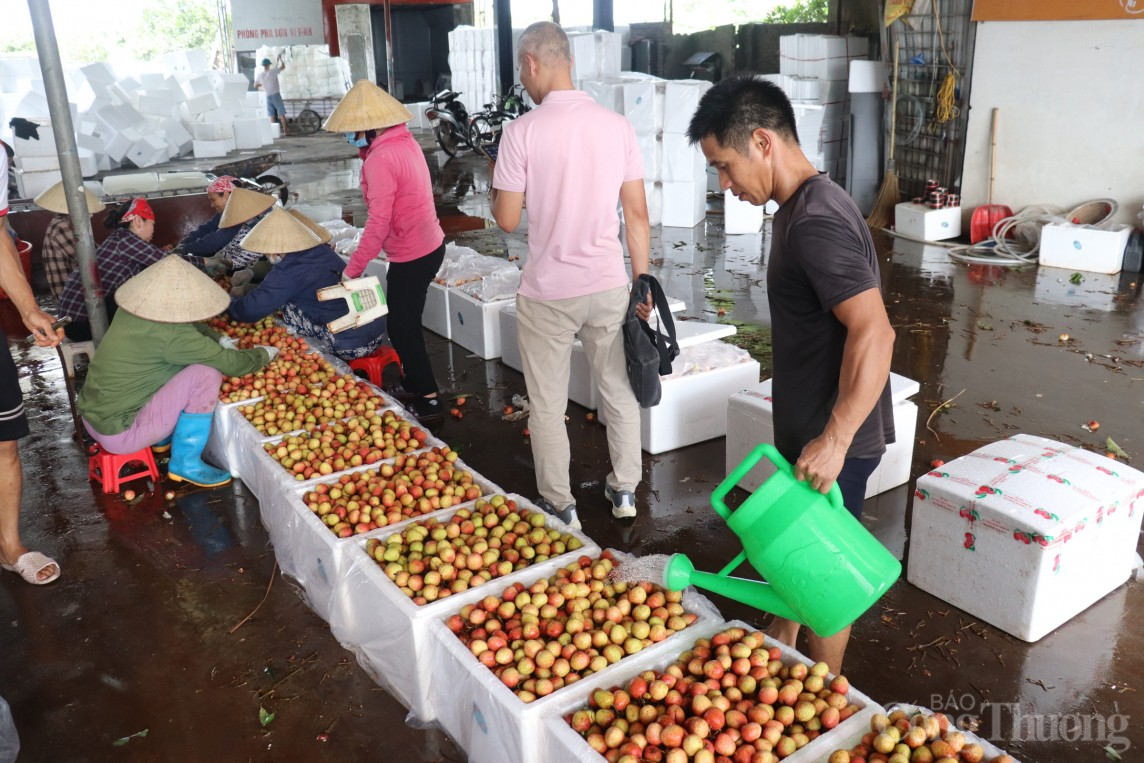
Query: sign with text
973 0 1144 21
231 0 325 48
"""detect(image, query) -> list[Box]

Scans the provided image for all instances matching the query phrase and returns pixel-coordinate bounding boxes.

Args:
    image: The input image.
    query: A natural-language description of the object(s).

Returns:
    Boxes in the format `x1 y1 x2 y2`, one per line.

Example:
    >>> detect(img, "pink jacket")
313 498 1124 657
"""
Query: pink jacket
345 125 445 276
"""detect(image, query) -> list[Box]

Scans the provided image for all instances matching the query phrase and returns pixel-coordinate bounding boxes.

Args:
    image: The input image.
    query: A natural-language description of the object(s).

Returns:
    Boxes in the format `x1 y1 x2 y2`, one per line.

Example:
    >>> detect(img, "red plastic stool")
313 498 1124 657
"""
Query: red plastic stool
349 345 402 387
88 444 161 494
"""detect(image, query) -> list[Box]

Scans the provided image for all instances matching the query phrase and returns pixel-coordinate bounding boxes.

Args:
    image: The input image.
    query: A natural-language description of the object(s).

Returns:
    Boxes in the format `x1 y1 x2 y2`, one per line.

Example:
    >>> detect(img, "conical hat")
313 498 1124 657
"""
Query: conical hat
219 187 276 228
115 255 231 323
33 181 105 215
288 209 333 244
323 80 413 132
241 207 324 254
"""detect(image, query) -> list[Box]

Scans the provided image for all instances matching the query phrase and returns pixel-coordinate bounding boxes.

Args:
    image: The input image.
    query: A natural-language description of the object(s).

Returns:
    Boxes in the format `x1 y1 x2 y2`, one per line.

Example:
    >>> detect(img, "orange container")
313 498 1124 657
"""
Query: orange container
0 240 33 300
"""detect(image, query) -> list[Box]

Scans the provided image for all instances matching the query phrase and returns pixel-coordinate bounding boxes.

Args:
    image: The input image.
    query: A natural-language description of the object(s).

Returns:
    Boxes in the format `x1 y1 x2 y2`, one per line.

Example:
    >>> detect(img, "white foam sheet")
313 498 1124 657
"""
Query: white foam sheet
539 619 883 763
328 495 600 722
425 550 724 763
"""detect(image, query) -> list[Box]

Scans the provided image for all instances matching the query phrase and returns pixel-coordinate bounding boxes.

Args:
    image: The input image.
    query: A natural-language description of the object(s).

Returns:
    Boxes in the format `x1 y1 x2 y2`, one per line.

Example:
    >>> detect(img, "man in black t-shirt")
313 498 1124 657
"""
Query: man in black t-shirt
688 77 896 674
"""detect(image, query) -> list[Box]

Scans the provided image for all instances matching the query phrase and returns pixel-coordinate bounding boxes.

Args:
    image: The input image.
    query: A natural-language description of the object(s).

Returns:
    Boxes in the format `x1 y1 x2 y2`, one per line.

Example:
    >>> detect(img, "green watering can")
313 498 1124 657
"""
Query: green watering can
663 443 901 637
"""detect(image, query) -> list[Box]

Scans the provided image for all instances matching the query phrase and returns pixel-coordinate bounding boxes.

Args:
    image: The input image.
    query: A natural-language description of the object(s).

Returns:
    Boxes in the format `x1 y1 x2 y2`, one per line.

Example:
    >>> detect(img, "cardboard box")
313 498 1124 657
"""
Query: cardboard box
423 281 451 338
726 373 919 498
907 434 1144 641
894 202 961 242
540 620 883 763
1039 222 1130 275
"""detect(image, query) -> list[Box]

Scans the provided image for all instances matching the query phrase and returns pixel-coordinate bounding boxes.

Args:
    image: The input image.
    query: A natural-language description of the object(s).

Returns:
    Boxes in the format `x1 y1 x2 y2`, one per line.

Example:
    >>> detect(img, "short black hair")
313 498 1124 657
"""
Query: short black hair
687 77 799 153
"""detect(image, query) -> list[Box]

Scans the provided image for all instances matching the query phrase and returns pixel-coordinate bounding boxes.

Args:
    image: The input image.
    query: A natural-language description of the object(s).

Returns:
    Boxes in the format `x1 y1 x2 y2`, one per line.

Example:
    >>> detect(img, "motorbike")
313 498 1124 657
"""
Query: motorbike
467 84 531 155
426 90 472 158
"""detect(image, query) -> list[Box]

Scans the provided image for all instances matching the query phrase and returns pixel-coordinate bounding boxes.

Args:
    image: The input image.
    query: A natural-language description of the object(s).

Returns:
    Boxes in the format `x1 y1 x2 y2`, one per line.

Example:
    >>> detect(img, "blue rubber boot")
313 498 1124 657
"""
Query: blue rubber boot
167 412 231 487
151 434 172 453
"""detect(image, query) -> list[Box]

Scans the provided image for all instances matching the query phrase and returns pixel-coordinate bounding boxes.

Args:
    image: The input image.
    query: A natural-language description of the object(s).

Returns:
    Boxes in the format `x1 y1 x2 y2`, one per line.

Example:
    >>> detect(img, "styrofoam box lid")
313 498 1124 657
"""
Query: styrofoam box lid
673 320 736 348
732 371 919 412
916 434 1144 540
539 619 883 763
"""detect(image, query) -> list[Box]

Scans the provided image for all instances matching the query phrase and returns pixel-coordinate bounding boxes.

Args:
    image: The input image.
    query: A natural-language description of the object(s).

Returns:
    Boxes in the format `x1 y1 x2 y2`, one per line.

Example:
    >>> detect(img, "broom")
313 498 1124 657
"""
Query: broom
865 41 901 230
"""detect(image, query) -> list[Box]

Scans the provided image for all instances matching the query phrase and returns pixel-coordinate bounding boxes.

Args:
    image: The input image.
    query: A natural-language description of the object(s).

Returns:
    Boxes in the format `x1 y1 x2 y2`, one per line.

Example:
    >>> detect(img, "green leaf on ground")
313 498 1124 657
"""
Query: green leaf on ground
1069 272 1085 285
111 729 149 747
1105 745 1122 761
1106 438 1131 460
259 706 276 727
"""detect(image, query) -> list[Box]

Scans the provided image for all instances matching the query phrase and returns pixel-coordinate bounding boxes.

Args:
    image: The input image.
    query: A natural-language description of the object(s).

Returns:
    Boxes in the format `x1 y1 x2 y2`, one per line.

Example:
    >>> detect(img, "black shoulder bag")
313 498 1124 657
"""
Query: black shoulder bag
622 274 680 408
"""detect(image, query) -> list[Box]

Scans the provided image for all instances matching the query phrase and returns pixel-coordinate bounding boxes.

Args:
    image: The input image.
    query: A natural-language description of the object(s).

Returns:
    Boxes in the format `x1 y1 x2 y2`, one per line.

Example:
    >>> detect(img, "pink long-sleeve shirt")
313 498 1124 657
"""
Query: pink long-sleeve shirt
345 125 445 277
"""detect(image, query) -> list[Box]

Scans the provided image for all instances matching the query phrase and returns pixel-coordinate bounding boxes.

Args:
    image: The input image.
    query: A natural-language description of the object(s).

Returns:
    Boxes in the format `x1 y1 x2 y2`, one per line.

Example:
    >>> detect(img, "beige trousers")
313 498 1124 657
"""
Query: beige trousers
516 285 642 509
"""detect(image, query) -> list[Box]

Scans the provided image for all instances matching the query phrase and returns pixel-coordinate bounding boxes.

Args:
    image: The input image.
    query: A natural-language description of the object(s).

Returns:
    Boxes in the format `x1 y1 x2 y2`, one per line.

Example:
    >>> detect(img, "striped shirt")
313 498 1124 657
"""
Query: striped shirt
56 228 167 322
43 214 78 298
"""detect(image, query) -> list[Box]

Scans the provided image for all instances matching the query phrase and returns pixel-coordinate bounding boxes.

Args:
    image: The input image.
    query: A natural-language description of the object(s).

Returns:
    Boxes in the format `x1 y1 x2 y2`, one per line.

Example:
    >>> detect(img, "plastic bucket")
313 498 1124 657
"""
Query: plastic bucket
0 240 33 300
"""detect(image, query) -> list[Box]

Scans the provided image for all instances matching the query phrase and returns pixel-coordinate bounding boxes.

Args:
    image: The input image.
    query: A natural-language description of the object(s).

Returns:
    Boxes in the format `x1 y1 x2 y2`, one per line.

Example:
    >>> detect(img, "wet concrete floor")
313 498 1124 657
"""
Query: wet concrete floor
1 131 1141 761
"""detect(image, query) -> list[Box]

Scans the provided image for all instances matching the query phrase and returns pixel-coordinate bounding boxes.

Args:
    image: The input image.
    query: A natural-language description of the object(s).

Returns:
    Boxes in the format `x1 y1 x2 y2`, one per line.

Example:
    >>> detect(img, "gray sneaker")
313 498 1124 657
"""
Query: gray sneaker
605 484 637 519
535 498 581 530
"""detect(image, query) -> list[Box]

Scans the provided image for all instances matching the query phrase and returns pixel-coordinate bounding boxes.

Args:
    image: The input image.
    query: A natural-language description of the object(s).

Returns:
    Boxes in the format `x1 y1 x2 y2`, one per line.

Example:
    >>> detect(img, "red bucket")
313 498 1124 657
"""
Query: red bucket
0 240 34 300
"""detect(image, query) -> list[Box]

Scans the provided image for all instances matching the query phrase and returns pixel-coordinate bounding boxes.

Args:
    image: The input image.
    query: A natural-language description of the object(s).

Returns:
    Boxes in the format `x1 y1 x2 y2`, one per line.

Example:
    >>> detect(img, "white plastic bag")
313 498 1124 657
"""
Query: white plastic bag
458 267 521 302
664 340 751 379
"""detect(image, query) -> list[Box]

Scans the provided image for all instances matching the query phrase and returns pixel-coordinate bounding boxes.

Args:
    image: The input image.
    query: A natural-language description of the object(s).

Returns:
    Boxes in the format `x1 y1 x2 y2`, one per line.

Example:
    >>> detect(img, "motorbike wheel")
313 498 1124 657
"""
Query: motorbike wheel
435 122 458 157
296 109 321 135
468 116 497 152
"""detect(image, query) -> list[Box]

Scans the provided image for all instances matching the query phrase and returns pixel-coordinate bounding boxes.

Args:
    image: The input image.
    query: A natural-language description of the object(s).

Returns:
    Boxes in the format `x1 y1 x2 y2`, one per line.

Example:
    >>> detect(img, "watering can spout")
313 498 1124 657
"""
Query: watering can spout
663 554 802 624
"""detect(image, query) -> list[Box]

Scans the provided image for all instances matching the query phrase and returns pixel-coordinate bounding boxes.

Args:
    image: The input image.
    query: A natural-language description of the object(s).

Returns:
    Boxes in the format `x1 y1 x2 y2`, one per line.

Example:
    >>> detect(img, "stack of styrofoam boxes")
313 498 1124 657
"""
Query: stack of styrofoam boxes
908 434 1144 642
725 372 920 498
447 27 497 116
261 44 351 103
661 80 711 228
773 34 867 185
448 265 521 360
622 77 665 226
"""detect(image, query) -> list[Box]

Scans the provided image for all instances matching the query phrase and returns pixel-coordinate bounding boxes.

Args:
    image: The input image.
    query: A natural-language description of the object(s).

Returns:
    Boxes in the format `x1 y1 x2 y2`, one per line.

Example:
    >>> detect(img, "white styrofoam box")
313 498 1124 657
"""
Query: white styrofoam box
724 188 765 233
103 131 135 163
158 172 210 192
191 122 232 141
568 32 598 81
792 102 825 156
102 172 161 195
161 118 193 155
580 78 624 114
80 62 117 88
270 122 282 140
244 90 268 111
662 80 712 135
426 553 723 763
1039 222 1130 275
448 288 515 360
136 92 176 117
622 80 664 136
661 134 705 185
183 91 219 116
211 72 250 105
661 180 706 228
192 139 231 159
726 372 919 498
498 303 523 372
13 169 62 200
329 497 599 721
77 150 98 177
126 135 168 168
257 118 273 146
894 202 962 241
635 133 661 182
540 620 884 763
231 118 262 150
595 30 622 78
644 180 663 227
423 281 451 338
75 132 103 153
14 155 59 172
13 128 56 158
779 34 868 80
908 434 1144 642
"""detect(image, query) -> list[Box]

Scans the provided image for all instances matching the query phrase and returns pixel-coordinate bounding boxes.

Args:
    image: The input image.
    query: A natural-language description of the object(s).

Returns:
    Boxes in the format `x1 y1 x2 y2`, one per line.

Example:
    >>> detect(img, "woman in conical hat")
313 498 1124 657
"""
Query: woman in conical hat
33 181 104 299
55 197 208 341
174 175 243 259
228 208 388 360
214 187 277 272
323 79 446 421
77 255 275 488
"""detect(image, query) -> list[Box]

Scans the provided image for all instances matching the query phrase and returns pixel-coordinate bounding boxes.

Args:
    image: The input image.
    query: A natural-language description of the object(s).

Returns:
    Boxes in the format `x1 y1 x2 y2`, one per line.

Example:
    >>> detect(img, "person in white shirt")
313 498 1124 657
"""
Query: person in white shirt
254 55 288 136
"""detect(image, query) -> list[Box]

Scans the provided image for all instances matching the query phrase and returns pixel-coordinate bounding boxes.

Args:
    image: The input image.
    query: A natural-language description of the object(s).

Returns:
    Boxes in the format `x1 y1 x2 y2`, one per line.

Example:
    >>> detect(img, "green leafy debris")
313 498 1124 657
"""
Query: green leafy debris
1106 437 1131 460
259 706 276 727
111 729 149 747
1069 272 1085 285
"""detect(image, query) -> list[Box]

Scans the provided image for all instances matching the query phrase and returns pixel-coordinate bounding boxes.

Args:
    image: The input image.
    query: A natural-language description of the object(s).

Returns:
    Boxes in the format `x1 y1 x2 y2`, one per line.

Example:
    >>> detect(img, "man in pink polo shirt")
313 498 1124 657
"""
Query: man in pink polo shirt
492 21 651 529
